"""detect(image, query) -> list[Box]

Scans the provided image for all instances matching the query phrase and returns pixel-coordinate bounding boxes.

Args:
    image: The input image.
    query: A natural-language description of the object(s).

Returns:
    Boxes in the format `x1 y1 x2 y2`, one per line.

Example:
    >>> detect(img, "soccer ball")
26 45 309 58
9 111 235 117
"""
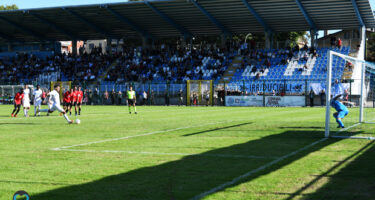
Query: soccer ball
75 119 81 124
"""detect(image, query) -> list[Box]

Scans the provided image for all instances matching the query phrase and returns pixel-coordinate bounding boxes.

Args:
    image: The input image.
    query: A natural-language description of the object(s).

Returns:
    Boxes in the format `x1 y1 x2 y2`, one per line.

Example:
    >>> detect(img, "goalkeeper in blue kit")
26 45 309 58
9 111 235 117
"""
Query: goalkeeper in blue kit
330 94 349 128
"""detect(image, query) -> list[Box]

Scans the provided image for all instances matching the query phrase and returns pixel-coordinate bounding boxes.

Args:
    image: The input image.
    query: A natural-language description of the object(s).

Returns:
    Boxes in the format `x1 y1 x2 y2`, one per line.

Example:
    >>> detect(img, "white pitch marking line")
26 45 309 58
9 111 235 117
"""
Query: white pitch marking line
53 148 278 159
332 122 375 140
336 123 361 134
191 137 328 200
51 121 237 150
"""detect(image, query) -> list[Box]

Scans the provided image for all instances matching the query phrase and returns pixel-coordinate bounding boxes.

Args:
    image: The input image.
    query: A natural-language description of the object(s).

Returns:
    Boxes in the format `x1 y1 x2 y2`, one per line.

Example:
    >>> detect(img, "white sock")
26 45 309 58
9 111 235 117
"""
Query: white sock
34 107 37 115
24 109 27 116
63 114 71 122
39 109 49 112
38 106 41 115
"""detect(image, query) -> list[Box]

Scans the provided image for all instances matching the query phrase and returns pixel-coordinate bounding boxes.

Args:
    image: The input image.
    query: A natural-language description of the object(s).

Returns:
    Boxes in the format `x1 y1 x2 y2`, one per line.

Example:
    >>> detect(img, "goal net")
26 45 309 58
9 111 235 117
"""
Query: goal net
50 81 72 100
186 80 213 106
325 51 375 140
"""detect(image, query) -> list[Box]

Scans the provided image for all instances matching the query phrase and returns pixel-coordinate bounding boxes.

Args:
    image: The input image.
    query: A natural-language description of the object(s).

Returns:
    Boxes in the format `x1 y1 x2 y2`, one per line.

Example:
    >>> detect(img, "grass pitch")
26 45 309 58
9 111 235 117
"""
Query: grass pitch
0 105 374 200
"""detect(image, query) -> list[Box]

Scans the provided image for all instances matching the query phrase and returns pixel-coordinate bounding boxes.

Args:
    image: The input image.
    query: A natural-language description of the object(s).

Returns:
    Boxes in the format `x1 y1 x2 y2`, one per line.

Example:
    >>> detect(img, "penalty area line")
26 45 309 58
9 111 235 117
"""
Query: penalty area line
52 148 278 159
191 137 328 200
331 122 375 140
51 120 240 151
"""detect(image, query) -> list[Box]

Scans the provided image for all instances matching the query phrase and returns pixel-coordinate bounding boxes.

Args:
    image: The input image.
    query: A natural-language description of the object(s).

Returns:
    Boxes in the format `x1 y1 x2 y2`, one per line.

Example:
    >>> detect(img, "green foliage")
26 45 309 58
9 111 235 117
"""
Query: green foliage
275 31 308 47
366 32 375 61
0 4 18 11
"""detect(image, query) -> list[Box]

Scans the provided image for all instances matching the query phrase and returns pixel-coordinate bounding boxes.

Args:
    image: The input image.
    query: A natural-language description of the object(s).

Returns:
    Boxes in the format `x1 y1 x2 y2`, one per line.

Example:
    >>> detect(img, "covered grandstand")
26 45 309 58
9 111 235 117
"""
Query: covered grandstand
0 0 374 106
0 0 374 43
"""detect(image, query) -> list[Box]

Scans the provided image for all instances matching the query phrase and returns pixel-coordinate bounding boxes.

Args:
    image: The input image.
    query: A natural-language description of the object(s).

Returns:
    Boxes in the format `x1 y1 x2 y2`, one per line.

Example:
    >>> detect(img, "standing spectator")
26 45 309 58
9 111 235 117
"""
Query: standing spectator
111 89 116 105
88 89 93 105
337 38 342 49
150 90 155 105
320 89 326 106
178 89 184 106
117 91 122 105
343 89 349 101
330 37 337 48
193 92 198 106
94 88 100 105
165 91 170 106
309 89 314 107
104 90 109 105
142 91 148 105
41 89 47 102
205 91 210 106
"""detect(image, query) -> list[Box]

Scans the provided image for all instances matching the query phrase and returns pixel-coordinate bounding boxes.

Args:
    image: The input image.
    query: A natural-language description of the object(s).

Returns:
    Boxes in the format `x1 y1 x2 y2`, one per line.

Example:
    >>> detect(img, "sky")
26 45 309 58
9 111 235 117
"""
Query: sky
2 0 374 11
1 0 129 9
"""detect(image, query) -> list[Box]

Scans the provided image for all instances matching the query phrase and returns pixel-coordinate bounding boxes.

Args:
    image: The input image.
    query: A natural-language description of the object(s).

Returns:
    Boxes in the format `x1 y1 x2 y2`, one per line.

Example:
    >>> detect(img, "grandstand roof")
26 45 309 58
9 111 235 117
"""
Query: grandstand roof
0 0 374 44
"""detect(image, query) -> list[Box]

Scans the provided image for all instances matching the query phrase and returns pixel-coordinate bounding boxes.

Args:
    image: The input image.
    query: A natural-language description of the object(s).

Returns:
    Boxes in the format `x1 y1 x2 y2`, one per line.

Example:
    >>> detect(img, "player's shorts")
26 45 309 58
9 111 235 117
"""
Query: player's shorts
34 100 42 107
72 101 77 106
14 103 21 109
77 101 82 106
50 104 65 113
128 99 135 105
22 99 30 108
64 102 72 107
338 110 349 119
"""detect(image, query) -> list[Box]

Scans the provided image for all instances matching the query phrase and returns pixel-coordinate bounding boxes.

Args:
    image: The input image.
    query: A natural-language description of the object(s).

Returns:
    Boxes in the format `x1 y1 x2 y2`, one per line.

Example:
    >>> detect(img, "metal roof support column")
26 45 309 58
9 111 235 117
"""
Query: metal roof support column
72 40 77 56
63 8 112 38
265 31 272 49
0 15 45 41
351 0 365 27
295 0 317 32
106 38 112 55
190 0 231 36
144 1 192 39
310 30 316 48
8 43 13 52
242 0 272 33
104 6 152 39
29 12 77 40
0 31 15 42
221 34 227 48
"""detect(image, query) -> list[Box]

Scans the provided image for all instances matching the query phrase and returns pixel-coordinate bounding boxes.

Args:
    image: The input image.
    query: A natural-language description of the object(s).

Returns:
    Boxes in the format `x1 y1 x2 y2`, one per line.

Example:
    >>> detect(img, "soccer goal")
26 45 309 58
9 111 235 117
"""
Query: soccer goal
50 81 72 97
186 80 213 106
325 50 375 140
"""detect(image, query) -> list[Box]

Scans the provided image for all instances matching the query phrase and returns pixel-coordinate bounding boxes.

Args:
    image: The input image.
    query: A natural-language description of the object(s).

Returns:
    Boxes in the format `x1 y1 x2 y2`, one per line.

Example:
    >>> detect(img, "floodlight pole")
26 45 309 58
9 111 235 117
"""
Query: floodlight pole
325 50 333 137
359 61 365 123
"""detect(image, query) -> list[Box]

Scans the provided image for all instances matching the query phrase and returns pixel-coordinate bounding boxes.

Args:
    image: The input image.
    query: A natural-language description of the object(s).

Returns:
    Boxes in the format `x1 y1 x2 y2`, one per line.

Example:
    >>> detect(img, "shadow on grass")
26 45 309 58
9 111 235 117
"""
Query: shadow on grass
183 122 253 136
280 126 324 129
27 130 347 200
297 140 375 200
0 122 39 125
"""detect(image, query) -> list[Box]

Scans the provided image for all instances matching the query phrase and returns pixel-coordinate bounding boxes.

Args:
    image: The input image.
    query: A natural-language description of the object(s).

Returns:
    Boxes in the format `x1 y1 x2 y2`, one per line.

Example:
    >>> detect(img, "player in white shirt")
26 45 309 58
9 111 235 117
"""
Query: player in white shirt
33 85 43 116
38 85 74 124
22 85 31 117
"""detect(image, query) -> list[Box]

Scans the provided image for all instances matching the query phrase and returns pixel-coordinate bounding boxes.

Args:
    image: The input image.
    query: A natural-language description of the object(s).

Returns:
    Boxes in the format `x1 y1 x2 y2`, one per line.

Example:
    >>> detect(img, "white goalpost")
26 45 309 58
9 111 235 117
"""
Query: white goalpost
325 50 375 140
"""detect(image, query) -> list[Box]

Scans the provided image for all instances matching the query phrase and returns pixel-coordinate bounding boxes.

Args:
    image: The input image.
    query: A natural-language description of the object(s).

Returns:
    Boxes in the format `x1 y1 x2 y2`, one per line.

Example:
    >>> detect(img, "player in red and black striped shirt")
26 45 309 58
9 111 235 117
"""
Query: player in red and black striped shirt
11 89 24 117
63 89 72 113
70 87 78 116
77 86 84 115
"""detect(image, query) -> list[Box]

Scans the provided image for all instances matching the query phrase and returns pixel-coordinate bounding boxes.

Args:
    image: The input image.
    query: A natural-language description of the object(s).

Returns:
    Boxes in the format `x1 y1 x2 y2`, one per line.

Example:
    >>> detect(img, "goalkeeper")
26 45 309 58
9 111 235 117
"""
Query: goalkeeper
330 94 349 128
127 86 137 114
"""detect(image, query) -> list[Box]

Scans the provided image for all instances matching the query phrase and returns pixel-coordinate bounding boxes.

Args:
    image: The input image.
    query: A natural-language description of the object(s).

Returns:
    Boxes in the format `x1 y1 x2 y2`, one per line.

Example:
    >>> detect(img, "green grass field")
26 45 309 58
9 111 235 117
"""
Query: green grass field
1 105 375 200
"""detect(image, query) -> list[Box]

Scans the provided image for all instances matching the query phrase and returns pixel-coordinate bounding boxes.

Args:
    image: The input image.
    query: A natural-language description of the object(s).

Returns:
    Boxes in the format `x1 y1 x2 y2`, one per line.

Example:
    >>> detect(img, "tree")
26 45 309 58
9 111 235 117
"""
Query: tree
366 32 375 62
0 4 18 11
